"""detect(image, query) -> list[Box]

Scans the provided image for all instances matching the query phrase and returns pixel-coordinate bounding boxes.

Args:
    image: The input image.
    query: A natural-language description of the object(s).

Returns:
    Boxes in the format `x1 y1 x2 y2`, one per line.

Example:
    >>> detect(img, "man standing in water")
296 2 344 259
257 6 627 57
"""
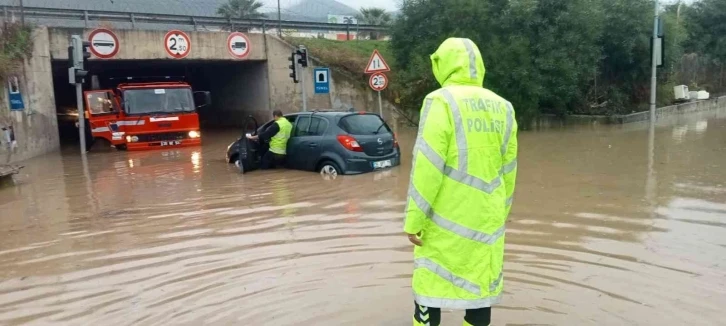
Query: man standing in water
247 110 292 169
404 38 518 326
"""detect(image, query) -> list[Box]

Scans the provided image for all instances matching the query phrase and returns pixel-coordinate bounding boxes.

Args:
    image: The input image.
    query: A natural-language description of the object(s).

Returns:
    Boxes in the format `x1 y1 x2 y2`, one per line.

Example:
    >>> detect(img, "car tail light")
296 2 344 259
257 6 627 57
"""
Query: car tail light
337 135 363 152
393 133 399 147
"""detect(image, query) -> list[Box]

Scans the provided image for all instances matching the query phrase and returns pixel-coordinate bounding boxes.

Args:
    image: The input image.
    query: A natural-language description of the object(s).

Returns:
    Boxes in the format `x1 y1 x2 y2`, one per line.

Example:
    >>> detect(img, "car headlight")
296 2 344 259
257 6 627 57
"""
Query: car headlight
125 135 139 143
188 130 200 139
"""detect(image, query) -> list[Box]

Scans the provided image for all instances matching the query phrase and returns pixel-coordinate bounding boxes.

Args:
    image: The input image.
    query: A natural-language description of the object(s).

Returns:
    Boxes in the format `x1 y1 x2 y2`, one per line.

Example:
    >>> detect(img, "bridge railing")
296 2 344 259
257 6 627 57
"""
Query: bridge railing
0 6 388 33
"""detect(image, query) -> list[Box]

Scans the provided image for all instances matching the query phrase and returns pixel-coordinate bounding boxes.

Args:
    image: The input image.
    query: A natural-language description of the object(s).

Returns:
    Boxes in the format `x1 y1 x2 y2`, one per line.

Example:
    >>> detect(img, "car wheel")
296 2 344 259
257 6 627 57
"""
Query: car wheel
319 161 340 180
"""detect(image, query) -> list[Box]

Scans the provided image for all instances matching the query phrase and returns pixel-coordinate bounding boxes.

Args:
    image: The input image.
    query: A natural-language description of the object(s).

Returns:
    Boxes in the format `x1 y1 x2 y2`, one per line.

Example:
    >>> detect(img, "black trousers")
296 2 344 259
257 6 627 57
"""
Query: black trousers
260 151 285 170
414 302 491 326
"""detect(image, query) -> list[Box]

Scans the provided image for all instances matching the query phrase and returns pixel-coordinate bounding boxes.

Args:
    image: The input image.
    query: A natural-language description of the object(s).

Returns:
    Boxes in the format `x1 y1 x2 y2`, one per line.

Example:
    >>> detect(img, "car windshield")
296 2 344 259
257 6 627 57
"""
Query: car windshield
339 114 391 135
123 88 194 115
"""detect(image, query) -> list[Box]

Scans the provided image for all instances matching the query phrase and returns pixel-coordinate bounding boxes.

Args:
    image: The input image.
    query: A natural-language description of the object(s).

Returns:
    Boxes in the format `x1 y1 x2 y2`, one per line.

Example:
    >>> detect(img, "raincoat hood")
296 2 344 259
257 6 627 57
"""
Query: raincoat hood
431 38 486 87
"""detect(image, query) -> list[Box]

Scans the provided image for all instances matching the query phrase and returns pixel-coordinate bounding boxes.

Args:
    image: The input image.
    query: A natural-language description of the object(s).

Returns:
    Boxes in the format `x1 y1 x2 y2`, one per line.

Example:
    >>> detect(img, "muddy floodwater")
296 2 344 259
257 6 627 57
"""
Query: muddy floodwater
1 110 725 325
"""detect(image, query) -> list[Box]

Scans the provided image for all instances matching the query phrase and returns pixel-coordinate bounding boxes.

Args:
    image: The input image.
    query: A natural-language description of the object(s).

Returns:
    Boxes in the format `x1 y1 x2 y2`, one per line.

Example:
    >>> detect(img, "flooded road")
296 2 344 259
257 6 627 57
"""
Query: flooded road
1 110 725 325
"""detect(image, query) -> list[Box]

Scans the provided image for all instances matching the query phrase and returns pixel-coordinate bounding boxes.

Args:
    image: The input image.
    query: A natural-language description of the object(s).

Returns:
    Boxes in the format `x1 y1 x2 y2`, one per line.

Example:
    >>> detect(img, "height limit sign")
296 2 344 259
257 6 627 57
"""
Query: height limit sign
365 49 391 117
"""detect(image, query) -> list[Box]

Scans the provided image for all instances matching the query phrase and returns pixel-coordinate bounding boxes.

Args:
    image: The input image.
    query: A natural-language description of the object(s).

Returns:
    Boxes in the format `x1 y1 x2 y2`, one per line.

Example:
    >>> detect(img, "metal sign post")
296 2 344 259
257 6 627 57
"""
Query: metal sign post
69 35 90 154
75 81 85 153
365 50 391 118
369 72 388 117
298 45 308 112
300 64 308 112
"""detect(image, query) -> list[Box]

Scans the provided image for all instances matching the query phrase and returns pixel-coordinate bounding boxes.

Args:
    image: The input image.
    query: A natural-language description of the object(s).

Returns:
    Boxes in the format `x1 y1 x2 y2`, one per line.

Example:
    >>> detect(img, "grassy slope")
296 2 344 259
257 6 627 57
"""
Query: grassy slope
286 38 393 76
285 38 421 125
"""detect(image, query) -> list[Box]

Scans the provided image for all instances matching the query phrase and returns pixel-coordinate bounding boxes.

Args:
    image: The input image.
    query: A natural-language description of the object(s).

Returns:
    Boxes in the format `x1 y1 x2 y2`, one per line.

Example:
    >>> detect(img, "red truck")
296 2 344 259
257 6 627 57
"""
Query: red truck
82 80 210 151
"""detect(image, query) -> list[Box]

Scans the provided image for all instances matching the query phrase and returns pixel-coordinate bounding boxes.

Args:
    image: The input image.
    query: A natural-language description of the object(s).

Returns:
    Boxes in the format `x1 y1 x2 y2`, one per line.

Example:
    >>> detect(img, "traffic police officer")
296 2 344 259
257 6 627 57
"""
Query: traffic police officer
404 37 518 326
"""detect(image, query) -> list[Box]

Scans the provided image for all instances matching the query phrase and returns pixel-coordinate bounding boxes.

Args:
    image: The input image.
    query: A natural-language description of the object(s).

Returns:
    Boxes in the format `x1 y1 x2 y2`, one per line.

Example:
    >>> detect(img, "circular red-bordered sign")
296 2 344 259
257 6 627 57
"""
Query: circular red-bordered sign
227 32 251 59
88 28 119 59
164 30 192 59
369 72 388 91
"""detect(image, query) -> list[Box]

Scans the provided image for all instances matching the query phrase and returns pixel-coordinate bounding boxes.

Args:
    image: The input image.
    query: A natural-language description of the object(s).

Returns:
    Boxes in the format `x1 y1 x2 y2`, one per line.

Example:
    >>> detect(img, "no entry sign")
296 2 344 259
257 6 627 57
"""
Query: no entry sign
164 30 191 59
88 28 119 59
227 32 251 59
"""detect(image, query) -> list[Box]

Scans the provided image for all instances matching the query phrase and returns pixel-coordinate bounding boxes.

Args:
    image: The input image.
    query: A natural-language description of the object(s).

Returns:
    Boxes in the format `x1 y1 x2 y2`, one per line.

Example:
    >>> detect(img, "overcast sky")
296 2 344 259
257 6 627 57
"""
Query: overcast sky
259 0 402 12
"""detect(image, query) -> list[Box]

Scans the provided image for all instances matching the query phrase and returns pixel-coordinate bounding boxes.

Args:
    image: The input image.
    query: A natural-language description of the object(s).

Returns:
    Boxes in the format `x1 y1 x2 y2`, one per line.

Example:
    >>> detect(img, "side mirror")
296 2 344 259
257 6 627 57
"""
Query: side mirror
194 91 211 109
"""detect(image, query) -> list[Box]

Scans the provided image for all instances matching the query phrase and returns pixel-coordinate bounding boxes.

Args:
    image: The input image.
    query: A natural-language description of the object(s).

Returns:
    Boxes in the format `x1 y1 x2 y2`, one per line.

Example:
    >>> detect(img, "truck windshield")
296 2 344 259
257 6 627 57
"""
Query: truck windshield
123 88 194 115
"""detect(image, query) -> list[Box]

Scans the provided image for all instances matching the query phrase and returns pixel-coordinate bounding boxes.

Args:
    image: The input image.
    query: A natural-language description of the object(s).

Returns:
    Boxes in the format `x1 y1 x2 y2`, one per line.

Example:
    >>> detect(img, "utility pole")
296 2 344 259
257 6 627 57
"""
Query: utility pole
649 0 659 122
19 0 24 26
277 0 282 37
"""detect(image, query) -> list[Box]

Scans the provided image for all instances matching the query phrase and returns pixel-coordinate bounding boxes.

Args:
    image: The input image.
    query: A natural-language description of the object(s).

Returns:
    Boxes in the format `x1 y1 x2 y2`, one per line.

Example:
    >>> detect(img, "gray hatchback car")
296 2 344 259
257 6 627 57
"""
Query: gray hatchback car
226 111 401 176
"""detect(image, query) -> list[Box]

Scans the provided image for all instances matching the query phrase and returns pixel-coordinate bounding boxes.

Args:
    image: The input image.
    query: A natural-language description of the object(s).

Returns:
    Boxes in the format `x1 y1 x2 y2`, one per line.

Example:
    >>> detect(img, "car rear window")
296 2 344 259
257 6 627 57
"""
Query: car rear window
338 114 391 135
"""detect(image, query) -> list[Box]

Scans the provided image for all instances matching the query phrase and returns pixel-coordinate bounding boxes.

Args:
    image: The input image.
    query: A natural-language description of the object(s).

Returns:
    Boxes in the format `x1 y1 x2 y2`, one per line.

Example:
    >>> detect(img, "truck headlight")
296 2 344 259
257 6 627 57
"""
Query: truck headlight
188 131 201 139
126 135 139 143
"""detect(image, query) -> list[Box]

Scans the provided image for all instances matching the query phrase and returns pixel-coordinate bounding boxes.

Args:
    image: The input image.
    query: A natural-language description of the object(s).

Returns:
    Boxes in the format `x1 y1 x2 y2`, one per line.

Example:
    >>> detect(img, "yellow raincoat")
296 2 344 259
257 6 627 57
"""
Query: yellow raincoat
404 37 518 310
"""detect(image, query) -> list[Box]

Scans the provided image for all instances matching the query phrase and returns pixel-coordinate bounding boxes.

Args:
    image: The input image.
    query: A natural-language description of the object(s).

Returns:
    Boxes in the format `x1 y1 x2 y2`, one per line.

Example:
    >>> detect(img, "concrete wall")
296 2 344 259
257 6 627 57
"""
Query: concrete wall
1 27 59 164
48 28 266 61
264 35 401 123
611 96 726 124
533 96 726 128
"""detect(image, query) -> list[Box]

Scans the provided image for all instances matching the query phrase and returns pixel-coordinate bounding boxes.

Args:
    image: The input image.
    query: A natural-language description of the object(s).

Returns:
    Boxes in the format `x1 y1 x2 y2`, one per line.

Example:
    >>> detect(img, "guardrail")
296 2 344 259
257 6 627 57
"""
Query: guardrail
0 6 387 33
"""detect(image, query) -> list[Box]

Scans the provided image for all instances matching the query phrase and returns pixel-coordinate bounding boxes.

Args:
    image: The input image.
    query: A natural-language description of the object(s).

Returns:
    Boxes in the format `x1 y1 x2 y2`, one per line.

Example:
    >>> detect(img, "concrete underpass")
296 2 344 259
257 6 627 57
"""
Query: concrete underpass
52 59 269 143
4 26 397 162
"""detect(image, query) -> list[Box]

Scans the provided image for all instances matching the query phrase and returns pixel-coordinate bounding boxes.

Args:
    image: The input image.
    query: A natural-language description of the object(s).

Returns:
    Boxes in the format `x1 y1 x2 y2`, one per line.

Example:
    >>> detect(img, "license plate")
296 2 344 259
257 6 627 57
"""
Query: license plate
160 140 182 146
372 160 392 169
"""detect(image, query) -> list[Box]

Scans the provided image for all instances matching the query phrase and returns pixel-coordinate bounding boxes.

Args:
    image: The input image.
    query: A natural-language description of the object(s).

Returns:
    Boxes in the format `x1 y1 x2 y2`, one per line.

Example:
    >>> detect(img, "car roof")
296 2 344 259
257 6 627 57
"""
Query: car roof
287 110 378 117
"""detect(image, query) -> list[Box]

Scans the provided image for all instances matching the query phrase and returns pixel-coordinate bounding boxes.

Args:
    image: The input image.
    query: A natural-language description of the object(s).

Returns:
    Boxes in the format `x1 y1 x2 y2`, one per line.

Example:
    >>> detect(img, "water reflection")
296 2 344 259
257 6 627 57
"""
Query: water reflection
0 110 725 325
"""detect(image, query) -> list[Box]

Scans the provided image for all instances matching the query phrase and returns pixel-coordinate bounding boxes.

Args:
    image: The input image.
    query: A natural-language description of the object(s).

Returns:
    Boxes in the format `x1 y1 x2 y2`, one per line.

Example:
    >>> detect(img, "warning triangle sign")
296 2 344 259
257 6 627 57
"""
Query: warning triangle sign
365 49 391 74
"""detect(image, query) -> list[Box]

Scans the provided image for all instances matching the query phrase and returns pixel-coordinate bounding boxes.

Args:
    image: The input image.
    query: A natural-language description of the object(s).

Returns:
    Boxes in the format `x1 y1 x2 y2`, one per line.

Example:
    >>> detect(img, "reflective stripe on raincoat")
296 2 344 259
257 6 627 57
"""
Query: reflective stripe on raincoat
404 37 518 310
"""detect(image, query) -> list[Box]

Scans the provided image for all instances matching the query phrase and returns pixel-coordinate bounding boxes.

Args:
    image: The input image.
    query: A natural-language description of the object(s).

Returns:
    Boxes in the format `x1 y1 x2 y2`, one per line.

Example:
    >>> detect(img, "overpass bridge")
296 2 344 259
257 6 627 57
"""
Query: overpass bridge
1 7 394 162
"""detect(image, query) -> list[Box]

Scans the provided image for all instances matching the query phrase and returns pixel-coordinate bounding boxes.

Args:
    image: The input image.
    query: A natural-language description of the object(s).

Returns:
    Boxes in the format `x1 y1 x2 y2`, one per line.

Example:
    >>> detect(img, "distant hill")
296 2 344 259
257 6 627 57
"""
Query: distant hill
268 0 359 23
15 0 227 17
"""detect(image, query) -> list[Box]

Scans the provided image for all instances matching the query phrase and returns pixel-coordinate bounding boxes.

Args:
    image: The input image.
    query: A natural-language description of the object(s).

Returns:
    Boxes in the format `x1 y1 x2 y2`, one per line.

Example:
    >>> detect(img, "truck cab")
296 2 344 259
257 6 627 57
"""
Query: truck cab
83 81 210 151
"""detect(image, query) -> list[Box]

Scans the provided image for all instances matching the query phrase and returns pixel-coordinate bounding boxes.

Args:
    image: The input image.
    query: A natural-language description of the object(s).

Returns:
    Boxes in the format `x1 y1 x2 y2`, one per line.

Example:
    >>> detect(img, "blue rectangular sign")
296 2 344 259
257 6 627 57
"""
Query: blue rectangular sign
314 68 330 94
7 76 24 111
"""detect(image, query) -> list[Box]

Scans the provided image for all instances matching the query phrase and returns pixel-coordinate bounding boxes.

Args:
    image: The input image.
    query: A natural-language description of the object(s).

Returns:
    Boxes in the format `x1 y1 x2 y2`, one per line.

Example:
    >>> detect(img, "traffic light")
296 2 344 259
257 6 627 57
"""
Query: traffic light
82 41 91 70
68 36 91 84
297 48 308 68
289 52 298 83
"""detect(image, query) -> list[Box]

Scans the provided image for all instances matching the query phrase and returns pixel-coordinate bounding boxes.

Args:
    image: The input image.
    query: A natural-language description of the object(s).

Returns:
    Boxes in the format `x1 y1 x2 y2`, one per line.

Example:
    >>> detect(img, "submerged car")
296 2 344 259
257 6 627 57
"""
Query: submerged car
226 111 401 176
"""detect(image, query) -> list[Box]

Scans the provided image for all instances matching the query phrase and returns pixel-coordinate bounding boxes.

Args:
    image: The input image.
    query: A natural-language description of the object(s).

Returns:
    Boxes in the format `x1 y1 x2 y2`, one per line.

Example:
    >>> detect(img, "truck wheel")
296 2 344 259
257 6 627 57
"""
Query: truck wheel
90 138 116 151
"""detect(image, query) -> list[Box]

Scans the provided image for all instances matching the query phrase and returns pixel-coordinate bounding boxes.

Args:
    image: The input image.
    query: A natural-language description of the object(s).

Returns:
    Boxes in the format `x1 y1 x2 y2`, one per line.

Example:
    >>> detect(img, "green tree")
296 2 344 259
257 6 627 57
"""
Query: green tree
217 0 265 32
684 0 726 63
682 0 726 93
391 0 604 125
356 7 392 40
390 0 690 125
